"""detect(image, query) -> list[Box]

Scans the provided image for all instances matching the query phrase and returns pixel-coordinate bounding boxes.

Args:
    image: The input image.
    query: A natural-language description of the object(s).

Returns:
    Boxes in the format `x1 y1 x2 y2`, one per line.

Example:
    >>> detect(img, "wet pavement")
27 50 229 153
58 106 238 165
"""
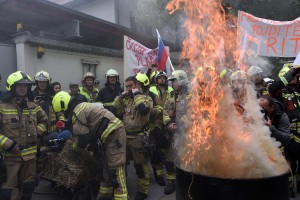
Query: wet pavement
32 161 175 200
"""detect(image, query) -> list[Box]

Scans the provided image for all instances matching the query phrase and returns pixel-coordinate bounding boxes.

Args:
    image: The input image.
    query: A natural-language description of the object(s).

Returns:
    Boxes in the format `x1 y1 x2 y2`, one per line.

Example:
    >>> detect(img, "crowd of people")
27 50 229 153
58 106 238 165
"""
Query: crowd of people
0 61 299 200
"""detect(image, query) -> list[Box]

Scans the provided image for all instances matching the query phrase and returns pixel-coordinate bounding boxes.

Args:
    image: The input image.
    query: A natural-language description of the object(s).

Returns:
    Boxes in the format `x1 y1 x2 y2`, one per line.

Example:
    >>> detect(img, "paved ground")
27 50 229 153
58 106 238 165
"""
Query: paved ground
32 161 175 200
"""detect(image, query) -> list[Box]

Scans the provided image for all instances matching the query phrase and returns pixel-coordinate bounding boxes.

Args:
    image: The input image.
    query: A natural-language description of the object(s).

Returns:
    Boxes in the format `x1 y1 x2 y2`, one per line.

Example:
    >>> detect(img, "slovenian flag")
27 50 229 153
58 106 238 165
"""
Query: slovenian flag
156 30 168 72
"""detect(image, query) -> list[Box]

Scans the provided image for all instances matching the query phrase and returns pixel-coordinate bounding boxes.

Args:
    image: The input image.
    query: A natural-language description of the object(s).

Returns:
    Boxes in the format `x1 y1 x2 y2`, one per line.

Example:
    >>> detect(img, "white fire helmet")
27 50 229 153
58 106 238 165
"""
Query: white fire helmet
168 70 189 86
247 66 263 77
34 70 51 83
155 71 167 81
230 70 247 85
82 72 95 82
105 69 119 79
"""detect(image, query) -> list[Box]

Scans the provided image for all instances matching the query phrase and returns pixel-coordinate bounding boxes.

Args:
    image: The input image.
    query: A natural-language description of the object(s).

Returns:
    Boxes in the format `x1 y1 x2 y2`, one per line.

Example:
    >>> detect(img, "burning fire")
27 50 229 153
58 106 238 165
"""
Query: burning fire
166 0 289 178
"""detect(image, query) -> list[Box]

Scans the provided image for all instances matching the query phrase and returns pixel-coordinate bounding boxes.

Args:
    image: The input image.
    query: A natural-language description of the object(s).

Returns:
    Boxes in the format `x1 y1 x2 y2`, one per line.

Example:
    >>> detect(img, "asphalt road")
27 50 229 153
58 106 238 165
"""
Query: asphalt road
29 162 300 200
32 161 175 200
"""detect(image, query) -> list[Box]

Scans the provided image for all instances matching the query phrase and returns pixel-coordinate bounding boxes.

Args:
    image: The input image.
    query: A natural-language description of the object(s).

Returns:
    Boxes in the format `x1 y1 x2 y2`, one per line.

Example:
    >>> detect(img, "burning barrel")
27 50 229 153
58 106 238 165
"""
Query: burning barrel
176 166 289 200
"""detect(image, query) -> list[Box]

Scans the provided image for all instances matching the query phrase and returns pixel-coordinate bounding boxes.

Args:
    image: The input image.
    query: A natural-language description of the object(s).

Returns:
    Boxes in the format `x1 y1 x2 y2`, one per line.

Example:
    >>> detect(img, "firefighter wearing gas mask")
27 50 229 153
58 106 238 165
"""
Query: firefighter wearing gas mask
52 91 127 200
113 73 153 200
0 71 48 200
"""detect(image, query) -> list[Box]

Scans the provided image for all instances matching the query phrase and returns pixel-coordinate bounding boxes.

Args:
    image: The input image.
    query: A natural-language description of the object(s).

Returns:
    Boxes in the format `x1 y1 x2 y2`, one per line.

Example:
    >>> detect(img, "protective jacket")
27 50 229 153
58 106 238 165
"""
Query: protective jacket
163 88 190 127
79 86 99 102
72 102 123 144
269 78 300 147
0 98 48 159
149 85 174 130
113 92 153 135
32 88 63 133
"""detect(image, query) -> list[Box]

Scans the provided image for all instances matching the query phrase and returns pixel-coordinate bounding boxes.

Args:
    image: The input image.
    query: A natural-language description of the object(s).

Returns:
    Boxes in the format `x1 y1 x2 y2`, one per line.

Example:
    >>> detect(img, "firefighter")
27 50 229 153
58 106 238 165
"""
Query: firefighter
52 91 127 200
268 63 300 197
97 69 123 111
33 70 64 135
230 70 248 115
80 72 99 102
149 71 174 186
0 71 48 200
247 65 270 98
163 70 190 195
219 68 232 86
113 74 153 200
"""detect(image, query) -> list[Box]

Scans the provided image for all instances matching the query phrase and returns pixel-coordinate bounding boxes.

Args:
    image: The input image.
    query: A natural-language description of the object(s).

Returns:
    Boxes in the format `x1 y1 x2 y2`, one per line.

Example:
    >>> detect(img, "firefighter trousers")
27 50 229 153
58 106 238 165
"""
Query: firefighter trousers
99 126 127 200
126 135 150 195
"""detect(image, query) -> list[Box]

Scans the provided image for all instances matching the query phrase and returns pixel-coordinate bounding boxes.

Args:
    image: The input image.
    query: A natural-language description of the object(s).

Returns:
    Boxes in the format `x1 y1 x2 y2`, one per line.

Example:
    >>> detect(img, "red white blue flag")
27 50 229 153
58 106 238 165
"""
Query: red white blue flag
156 30 168 72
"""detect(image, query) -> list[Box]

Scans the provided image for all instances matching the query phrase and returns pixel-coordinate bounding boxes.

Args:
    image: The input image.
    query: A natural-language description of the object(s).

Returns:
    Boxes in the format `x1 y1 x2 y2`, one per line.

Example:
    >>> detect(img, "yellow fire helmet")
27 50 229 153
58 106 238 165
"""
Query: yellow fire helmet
136 72 150 86
105 69 119 78
52 91 71 113
35 70 51 82
6 71 32 92
168 70 189 86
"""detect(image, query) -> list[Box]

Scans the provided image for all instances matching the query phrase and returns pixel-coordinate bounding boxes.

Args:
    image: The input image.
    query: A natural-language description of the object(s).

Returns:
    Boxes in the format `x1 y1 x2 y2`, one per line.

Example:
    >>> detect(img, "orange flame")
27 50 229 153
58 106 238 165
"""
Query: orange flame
167 0 288 178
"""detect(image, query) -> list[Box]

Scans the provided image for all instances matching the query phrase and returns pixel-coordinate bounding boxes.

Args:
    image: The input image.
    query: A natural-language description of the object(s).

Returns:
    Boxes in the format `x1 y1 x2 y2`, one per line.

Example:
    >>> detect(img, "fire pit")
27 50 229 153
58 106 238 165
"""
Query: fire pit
176 166 289 200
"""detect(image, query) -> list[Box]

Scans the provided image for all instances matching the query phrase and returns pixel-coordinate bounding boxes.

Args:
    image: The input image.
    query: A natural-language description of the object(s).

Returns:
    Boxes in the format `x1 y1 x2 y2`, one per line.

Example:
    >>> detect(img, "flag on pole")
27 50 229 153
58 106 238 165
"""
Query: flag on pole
156 30 168 72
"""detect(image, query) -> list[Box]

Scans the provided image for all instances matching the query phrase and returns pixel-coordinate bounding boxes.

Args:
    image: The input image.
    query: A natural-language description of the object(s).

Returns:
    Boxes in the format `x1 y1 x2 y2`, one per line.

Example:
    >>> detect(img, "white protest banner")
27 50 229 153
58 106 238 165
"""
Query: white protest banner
124 36 158 79
238 11 300 57
123 35 173 80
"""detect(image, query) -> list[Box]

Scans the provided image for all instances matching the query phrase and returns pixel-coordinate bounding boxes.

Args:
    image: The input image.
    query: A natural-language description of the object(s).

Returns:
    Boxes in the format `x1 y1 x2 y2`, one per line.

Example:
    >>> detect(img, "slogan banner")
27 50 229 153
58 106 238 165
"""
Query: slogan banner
238 11 300 57
123 35 171 80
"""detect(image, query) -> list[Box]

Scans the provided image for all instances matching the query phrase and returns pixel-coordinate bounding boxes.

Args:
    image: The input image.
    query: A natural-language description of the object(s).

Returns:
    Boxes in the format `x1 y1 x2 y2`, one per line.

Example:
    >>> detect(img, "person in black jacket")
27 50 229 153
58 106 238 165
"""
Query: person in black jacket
258 95 290 146
97 69 123 111
64 82 88 128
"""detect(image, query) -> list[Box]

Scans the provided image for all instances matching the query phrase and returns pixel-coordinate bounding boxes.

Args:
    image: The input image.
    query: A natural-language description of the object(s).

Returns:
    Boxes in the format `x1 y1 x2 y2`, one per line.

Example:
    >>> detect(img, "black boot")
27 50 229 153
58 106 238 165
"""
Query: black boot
164 181 175 195
155 176 166 186
135 191 147 200
290 188 296 198
297 181 300 193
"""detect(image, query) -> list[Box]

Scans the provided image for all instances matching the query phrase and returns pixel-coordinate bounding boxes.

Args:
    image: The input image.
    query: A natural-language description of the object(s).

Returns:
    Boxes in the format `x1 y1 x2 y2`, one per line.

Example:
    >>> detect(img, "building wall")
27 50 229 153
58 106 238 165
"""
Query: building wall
17 44 123 91
72 0 116 23
0 44 17 91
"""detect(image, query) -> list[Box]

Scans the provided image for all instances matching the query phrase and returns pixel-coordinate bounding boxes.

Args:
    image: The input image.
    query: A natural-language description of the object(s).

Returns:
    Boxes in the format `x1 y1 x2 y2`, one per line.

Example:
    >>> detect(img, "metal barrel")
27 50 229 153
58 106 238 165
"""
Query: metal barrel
176 166 289 200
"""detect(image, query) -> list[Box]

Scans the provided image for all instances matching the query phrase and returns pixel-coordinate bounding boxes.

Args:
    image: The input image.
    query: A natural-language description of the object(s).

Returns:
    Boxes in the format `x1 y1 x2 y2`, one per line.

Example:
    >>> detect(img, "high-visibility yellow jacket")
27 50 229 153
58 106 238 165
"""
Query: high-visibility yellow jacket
0 98 48 159
79 86 99 103
149 85 174 130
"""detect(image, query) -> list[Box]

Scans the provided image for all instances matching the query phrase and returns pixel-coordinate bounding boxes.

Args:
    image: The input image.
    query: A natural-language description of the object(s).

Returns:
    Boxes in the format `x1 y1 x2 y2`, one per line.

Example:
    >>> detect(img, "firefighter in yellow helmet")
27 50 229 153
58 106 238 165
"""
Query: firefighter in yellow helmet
268 62 300 197
113 73 153 200
52 91 128 200
162 70 190 195
0 71 48 200
80 72 99 102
